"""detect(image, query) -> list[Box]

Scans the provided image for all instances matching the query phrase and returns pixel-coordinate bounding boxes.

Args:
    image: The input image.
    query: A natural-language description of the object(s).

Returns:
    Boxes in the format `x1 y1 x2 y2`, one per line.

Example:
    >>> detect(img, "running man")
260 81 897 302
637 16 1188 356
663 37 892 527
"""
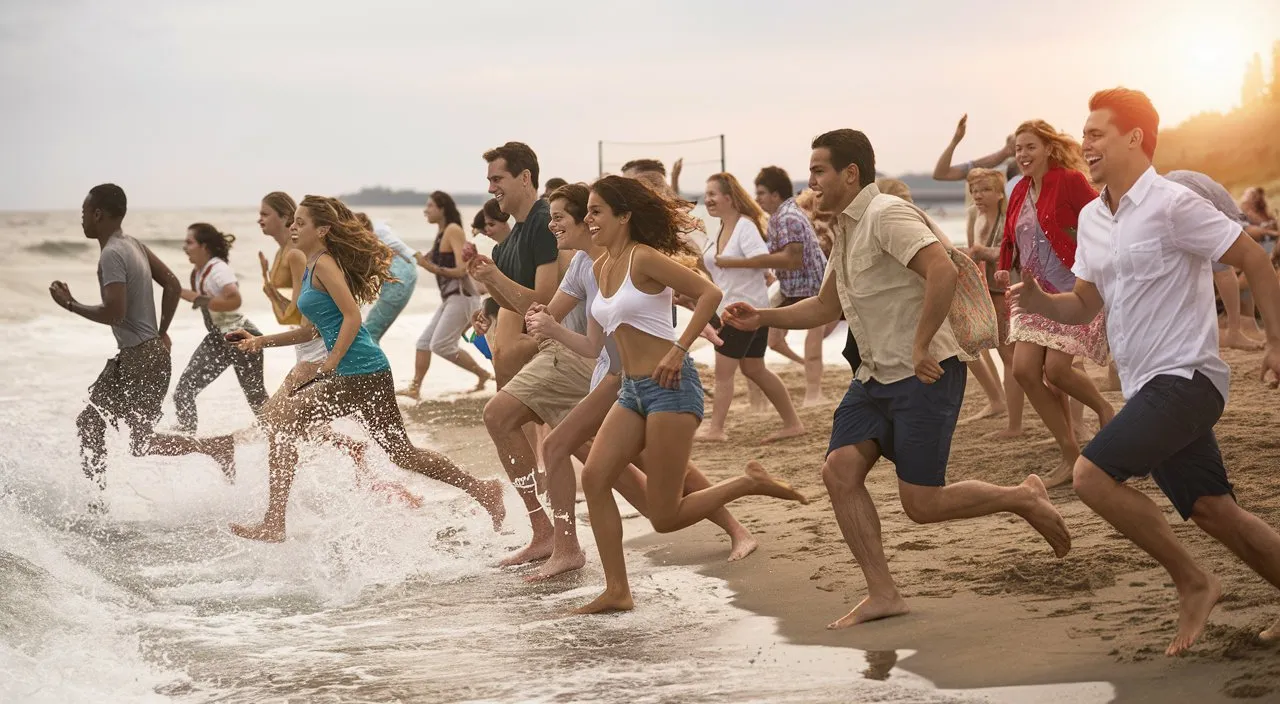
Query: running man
51 184 235 500
723 130 1070 629
1011 88 1280 655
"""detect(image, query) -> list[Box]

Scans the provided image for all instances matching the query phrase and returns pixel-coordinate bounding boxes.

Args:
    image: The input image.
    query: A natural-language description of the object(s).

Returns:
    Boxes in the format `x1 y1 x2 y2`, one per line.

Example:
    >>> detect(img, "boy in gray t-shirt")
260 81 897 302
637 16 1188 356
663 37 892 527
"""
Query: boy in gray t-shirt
50 184 235 497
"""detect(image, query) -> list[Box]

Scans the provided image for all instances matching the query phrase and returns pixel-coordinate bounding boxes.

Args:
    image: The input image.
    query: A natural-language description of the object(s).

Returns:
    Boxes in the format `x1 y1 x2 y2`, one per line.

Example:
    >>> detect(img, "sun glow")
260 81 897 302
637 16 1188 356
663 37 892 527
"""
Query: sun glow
1152 10 1274 123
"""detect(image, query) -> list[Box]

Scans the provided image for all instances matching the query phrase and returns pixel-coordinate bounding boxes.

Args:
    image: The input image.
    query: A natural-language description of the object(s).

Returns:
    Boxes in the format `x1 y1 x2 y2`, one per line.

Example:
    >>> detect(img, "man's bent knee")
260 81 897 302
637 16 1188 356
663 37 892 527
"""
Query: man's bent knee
898 485 940 524
482 393 523 434
1072 457 1113 499
821 448 869 494
1189 494 1239 533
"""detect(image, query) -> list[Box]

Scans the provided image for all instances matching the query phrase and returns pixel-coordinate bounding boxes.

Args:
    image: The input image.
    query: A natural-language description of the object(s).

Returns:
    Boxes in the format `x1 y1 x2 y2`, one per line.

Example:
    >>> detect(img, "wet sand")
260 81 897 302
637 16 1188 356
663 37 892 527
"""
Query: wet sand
630 351 1280 703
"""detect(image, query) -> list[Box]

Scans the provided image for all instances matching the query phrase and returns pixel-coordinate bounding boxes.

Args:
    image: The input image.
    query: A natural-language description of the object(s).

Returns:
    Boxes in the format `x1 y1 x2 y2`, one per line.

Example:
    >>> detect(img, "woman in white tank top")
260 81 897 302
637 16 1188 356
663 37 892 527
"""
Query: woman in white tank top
570 176 809 616
524 184 759 582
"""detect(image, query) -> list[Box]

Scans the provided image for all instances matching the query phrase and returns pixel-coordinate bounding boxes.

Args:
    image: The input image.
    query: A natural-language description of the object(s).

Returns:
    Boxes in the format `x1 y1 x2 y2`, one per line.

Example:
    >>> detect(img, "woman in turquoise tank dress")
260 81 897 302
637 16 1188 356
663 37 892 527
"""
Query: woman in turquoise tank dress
223 195 507 542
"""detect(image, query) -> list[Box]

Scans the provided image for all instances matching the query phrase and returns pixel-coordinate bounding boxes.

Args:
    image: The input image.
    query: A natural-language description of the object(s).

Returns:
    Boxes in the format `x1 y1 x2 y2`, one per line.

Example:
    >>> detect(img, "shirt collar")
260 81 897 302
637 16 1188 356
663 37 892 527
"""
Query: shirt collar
1100 166 1157 213
839 183 881 224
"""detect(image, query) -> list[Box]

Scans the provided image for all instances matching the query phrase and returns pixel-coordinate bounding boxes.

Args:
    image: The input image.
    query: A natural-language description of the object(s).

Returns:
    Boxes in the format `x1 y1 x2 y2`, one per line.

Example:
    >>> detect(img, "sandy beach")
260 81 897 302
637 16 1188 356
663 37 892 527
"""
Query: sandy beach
593 349 1280 703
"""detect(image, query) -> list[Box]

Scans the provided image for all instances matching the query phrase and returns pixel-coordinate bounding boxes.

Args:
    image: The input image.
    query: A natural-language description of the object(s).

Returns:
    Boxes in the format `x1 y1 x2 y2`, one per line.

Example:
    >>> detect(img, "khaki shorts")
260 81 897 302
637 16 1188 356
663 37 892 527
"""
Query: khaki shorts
502 339 593 426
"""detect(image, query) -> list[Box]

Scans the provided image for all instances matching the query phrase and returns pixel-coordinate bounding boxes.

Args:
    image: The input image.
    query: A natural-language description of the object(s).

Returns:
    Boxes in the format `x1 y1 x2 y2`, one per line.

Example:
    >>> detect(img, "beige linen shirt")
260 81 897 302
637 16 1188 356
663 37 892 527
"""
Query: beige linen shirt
826 184 964 384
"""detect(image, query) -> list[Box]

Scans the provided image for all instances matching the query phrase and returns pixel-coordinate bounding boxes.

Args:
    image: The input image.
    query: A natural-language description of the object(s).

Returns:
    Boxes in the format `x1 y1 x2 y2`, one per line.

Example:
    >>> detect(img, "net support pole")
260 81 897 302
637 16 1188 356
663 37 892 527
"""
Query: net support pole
719 134 725 172
598 140 603 177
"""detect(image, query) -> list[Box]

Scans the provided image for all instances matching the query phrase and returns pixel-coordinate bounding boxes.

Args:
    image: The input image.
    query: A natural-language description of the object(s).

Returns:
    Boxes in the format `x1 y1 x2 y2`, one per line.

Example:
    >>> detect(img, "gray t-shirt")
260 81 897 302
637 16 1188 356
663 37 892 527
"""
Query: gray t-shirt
559 251 621 390
557 252 590 337
1164 171 1250 226
98 233 158 348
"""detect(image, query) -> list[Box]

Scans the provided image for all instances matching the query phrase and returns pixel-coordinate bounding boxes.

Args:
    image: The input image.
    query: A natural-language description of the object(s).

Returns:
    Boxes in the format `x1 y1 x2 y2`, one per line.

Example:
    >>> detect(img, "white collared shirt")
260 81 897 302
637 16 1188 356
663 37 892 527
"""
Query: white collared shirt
1072 167 1241 403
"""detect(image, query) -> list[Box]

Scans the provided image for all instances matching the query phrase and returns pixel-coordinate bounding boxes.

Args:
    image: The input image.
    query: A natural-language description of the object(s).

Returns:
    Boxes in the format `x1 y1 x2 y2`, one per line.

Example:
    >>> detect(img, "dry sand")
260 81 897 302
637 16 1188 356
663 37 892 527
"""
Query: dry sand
409 348 1280 702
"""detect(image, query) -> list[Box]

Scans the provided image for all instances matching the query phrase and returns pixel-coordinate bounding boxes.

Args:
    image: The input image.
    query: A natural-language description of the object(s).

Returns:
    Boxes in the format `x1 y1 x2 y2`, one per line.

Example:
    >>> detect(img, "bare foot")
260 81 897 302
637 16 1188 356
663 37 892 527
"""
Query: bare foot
1223 330 1264 351
368 480 423 509
694 430 729 443
1167 574 1222 656
229 521 285 543
987 427 1024 440
470 372 491 392
396 383 421 400
1097 402 1116 430
1259 617 1280 643
499 535 554 567
745 461 809 504
761 424 807 444
1043 457 1076 489
727 533 759 562
573 588 634 615
802 395 826 408
212 437 236 483
524 549 586 582
958 404 1007 425
1021 474 1071 558
475 479 506 532
826 594 911 629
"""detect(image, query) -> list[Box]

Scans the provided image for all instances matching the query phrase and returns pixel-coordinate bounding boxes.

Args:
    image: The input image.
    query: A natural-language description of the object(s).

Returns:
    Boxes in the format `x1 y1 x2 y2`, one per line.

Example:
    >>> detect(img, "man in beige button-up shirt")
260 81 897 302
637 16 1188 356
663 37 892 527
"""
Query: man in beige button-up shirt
724 128 1070 630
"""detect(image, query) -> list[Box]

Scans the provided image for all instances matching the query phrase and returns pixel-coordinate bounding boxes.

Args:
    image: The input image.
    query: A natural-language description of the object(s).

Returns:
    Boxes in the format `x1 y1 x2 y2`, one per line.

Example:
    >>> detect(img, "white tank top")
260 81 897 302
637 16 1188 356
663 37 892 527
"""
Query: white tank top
590 247 676 341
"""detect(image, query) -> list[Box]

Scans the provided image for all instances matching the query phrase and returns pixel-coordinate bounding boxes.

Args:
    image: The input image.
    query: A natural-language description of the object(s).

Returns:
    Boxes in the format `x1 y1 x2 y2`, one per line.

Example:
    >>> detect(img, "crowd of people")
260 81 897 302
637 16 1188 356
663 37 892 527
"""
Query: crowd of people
49 86 1280 655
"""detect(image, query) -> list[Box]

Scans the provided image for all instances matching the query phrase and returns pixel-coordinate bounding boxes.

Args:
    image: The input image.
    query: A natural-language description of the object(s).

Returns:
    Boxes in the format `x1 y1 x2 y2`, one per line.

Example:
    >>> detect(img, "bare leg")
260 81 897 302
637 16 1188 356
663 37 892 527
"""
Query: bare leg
1186 494 1280 643
988 342 1025 438
630 454 758 561
740 357 806 443
397 349 431 399
768 327 804 365
898 475 1070 556
1044 350 1114 431
959 349 1006 424
576 406 648 614
1073 459 1220 656
483 391 553 565
1215 268 1263 349
748 381 768 414
802 325 826 406
1239 280 1264 338
445 350 490 390
1012 343 1079 487
695 353 736 442
822 442 910 629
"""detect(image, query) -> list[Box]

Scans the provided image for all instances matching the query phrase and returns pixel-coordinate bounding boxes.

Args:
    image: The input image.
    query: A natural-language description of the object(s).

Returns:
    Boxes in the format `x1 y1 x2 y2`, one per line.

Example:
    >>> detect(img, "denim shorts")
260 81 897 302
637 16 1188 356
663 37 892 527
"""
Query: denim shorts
827 356 966 487
1082 371 1233 520
617 356 704 420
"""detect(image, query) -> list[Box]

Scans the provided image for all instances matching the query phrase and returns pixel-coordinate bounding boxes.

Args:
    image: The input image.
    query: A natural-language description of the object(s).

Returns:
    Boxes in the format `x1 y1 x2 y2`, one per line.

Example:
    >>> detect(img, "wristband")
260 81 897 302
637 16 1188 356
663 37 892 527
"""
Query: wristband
673 341 689 353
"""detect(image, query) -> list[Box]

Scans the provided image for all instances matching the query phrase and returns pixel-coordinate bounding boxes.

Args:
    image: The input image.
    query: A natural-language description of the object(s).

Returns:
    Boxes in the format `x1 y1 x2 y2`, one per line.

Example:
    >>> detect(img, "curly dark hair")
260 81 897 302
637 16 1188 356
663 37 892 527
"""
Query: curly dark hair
188 222 235 261
590 175 701 258
299 195 395 304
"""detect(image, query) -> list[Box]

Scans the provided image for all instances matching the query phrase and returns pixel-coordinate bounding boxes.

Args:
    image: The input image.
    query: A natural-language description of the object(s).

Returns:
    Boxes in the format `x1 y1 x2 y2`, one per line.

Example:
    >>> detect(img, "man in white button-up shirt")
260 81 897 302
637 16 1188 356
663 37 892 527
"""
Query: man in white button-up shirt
1012 88 1280 657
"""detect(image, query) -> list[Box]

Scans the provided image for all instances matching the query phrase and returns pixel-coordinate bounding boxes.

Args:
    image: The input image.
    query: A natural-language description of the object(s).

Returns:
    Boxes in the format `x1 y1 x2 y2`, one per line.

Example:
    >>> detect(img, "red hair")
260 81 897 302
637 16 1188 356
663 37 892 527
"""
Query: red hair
1089 88 1159 160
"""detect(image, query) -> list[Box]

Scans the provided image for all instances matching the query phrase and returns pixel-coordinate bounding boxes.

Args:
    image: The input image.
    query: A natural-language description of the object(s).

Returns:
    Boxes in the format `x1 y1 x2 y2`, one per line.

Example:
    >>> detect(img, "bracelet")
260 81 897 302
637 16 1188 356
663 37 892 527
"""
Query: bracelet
673 341 689 353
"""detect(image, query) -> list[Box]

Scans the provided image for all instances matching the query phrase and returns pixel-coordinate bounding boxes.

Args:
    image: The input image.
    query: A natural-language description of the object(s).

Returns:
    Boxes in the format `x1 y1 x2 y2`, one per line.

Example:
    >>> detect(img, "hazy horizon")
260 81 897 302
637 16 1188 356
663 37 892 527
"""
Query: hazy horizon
3 0 1277 210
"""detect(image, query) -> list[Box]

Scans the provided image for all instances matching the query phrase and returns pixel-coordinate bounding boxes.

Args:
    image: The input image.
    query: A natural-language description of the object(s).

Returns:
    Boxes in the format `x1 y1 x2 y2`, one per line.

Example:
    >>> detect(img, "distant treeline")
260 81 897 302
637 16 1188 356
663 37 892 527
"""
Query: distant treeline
1155 41 1280 196
342 173 968 208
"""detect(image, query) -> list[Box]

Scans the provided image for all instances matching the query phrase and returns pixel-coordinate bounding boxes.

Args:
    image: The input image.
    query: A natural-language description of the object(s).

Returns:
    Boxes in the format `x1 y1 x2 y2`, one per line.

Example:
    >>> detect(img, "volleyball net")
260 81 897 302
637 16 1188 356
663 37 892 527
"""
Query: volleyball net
597 134 725 196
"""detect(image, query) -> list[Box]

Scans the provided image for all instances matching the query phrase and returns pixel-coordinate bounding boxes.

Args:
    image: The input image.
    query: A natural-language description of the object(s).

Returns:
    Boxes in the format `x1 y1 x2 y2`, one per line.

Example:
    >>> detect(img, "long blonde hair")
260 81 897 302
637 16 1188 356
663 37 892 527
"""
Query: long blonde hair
1015 120 1089 177
299 195 395 304
707 172 767 239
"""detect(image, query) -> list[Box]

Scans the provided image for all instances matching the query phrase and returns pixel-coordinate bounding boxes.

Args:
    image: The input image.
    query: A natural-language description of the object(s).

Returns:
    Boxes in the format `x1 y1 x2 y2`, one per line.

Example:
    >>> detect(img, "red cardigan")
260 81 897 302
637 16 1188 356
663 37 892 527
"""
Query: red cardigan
997 166 1098 272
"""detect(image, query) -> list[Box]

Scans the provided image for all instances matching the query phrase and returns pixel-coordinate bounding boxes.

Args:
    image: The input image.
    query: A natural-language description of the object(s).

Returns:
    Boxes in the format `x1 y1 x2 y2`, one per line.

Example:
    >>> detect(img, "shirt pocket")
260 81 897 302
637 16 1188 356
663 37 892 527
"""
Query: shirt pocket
1124 240 1164 282
845 252 879 296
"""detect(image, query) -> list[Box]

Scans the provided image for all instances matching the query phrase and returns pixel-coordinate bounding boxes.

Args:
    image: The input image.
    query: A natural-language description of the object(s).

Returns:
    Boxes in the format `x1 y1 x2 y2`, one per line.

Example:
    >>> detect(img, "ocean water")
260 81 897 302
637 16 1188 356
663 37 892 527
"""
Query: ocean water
0 206 1113 703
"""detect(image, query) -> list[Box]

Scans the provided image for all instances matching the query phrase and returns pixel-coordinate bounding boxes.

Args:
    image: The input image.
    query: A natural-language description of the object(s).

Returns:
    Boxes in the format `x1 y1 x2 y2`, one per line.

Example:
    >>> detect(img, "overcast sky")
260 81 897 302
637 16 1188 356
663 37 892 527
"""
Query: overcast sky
2 0 1276 210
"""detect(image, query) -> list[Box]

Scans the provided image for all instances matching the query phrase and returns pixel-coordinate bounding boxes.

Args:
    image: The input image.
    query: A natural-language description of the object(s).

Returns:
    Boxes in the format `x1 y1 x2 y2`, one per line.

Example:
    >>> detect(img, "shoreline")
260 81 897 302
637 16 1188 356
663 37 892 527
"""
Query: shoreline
626 359 1280 703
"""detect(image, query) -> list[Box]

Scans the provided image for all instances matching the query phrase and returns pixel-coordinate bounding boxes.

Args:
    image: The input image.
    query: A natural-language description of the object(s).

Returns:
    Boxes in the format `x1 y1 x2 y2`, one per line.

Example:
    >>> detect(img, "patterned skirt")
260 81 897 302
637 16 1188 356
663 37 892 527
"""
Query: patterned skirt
1007 296 1109 365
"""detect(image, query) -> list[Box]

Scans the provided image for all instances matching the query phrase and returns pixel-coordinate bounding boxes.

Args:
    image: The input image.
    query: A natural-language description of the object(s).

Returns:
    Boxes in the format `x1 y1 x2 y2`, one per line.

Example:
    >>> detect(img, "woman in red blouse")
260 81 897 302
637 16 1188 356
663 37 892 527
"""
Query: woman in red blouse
995 120 1113 488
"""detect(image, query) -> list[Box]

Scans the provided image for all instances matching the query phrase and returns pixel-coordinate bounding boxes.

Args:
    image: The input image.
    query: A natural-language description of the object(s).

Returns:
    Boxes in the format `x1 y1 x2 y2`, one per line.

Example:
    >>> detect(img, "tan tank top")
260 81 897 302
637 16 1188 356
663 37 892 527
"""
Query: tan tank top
270 246 303 326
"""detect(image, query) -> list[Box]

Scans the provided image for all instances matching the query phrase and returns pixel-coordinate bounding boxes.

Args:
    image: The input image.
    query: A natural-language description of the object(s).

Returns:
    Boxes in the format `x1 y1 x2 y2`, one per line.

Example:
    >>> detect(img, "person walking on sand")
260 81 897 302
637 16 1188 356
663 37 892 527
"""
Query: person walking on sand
224 196 505 542
995 120 1114 488
711 166 828 406
173 223 269 433
574 176 807 615
52 184 236 501
697 172 806 444
722 130 1070 629
1011 88 1280 655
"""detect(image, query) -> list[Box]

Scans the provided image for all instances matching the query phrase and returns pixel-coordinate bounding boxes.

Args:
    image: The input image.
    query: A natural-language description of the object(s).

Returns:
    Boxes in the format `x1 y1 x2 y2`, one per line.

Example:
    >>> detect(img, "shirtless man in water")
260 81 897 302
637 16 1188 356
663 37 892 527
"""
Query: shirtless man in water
724 130 1070 630
1013 88 1280 655
52 184 234 504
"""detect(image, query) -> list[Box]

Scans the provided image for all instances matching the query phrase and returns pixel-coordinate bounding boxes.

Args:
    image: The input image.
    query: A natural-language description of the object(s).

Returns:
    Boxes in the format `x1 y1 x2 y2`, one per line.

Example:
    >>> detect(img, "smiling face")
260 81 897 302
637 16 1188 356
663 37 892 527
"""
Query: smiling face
1014 131 1049 179
585 191 628 249
258 201 287 238
486 158 529 215
291 205 326 253
703 179 735 218
549 198 591 251
183 229 209 266
1082 108 1137 187
808 147 856 213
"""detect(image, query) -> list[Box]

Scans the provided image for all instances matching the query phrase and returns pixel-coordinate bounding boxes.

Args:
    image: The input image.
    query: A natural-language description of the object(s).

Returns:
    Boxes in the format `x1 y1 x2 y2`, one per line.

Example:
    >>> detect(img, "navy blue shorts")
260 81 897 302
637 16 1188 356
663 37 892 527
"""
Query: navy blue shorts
1082 371 1233 520
827 356 966 487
